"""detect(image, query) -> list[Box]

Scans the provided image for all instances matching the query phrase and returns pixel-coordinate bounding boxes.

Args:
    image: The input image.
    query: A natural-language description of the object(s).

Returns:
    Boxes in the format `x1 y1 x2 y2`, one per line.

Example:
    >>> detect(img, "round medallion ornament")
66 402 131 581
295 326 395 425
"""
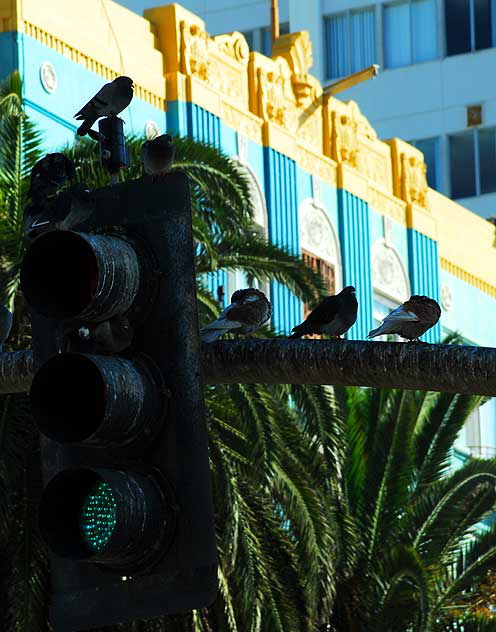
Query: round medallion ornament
440 284 453 311
371 239 409 302
145 120 160 140
299 198 338 264
40 62 57 94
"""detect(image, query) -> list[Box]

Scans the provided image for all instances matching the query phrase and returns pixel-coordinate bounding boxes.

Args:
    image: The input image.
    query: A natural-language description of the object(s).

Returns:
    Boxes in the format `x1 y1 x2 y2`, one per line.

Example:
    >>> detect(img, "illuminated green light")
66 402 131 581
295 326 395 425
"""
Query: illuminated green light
79 481 117 553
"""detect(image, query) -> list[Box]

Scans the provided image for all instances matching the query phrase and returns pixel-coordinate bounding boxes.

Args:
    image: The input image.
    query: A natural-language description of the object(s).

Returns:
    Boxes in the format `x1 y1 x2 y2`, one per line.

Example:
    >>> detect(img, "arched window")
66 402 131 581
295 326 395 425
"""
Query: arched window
371 238 410 341
222 158 270 304
298 198 342 328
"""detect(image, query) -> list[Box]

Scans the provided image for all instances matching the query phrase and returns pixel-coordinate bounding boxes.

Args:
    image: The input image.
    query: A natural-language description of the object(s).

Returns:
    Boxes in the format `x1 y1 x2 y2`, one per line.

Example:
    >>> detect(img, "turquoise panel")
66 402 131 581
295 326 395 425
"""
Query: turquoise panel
391 220 409 269
407 229 440 342
205 270 227 305
0 32 18 80
18 34 166 149
319 181 339 229
186 103 221 145
264 148 302 334
296 165 312 203
369 208 383 246
439 270 496 347
337 190 373 340
167 101 189 136
220 122 237 156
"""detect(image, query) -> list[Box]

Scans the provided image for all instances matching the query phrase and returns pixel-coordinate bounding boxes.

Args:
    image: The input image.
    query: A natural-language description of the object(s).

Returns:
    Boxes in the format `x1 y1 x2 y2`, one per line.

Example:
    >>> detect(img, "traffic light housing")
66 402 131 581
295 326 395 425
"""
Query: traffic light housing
20 173 217 631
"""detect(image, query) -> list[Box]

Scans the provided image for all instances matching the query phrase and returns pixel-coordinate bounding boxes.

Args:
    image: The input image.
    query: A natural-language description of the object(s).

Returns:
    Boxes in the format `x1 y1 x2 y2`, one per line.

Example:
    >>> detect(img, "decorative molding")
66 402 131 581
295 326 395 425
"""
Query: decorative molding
237 160 268 236
440 284 453 311
440 258 496 298
23 20 165 109
299 198 340 266
40 60 57 93
371 239 410 302
145 120 160 140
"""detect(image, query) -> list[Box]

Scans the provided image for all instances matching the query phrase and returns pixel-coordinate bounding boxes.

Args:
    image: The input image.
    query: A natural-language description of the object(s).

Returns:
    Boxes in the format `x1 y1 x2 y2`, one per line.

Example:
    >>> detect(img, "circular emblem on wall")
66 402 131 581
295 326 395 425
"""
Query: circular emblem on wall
371 239 409 302
440 284 453 311
40 62 57 94
299 198 338 264
145 120 160 140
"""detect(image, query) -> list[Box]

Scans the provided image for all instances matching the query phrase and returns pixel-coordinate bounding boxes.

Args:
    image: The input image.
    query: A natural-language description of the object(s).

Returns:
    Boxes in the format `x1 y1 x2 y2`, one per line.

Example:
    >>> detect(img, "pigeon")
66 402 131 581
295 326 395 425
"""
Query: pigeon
200 288 272 343
74 76 134 137
28 153 75 203
0 303 13 351
289 286 358 339
141 134 175 177
367 295 441 342
24 183 93 243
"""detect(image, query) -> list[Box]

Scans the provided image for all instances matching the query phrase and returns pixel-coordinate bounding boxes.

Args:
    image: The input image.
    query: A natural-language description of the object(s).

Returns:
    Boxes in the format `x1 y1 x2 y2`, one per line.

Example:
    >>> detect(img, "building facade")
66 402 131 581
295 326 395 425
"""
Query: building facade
0 0 495 458
137 0 496 220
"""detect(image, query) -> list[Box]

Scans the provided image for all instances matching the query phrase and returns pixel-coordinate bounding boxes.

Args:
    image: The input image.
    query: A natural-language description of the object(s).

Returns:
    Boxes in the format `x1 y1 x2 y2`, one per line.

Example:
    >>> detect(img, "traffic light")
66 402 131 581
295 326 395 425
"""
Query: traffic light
20 173 217 631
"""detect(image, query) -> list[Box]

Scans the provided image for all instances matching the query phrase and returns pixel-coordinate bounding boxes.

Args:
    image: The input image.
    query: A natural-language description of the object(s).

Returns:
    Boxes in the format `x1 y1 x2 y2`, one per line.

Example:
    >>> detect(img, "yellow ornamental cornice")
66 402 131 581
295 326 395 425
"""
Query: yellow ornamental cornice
250 31 323 158
387 138 429 209
146 4 250 116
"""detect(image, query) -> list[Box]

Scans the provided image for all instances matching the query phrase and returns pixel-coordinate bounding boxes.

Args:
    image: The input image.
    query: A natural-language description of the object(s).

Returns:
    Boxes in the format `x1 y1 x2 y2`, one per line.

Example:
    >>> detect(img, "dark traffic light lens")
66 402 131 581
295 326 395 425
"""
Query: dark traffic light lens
20 230 140 320
39 467 175 571
80 481 117 553
30 353 164 447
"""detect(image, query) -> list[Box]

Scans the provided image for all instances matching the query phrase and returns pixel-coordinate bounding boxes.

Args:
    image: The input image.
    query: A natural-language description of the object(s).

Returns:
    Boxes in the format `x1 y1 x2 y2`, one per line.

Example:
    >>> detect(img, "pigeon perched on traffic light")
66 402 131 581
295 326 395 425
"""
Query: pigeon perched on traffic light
28 153 75 203
74 76 134 137
289 286 358 339
367 295 441 342
0 303 13 351
141 134 175 178
200 288 272 343
24 183 93 244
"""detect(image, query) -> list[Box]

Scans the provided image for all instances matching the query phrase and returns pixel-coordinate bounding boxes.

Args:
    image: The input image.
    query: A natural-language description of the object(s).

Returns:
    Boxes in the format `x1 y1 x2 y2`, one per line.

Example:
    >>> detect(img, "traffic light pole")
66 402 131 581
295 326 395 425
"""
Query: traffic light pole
1 341 495 396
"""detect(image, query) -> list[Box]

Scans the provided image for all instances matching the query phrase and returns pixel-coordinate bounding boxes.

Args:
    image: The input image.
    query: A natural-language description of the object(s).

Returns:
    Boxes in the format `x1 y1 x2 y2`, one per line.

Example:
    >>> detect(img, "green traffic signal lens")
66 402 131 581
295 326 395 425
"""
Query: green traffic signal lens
79 481 117 553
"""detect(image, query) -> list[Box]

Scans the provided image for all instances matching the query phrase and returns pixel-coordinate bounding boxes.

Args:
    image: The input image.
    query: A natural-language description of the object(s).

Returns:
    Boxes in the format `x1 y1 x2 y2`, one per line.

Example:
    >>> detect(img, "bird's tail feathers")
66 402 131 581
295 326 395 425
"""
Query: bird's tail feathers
77 118 97 137
200 329 225 343
368 324 389 339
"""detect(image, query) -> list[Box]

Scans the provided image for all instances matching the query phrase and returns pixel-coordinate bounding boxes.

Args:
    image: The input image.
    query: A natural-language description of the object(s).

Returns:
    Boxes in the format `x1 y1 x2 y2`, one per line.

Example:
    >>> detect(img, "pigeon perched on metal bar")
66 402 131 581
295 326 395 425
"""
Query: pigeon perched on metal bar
74 76 134 137
0 303 13 351
141 134 176 178
367 295 441 342
200 288 272 343
290 286 358 339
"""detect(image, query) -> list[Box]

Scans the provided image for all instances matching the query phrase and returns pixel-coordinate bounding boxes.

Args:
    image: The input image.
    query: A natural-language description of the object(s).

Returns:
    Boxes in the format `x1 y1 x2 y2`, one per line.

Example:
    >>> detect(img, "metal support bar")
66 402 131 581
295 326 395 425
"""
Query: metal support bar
201 340 496 396
1 341 495 396
0 351 35 394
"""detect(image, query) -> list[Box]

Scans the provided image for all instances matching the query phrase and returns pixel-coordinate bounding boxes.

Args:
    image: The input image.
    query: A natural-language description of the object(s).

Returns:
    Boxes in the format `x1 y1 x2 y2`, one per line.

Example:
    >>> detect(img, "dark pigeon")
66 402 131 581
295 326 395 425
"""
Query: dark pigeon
141 134 175 178
290 285 358 339
74 76 134 137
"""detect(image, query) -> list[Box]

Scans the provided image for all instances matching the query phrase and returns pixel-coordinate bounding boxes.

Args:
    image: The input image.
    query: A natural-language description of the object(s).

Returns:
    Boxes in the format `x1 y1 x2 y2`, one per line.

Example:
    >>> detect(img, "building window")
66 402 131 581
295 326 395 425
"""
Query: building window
409 137 440 190
302 251 336 296
383 0 437 68
449 128 496 199
255 22 289 56
324 7 376 79
445 0 495 56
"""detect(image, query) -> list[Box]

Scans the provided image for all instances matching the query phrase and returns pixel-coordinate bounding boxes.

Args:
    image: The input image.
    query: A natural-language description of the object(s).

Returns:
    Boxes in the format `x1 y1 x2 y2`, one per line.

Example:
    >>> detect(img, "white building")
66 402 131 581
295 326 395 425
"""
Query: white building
119 0 496 220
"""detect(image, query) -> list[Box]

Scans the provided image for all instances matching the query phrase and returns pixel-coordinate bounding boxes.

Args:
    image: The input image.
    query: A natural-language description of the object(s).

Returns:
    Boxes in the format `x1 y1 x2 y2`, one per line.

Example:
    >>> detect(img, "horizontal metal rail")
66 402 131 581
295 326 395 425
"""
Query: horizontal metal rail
0 341 495 396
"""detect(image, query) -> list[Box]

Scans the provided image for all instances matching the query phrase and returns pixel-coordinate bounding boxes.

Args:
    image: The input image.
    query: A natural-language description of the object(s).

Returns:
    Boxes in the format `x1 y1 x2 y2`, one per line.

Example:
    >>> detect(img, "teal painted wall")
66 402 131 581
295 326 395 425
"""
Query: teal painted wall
264 148 302 334
0 32 19 80
187 103 221 146
12 34 167 150
319 181 339 230
338 190 373 340
296 165 312 204
407 229 440 342
440 270 495 347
